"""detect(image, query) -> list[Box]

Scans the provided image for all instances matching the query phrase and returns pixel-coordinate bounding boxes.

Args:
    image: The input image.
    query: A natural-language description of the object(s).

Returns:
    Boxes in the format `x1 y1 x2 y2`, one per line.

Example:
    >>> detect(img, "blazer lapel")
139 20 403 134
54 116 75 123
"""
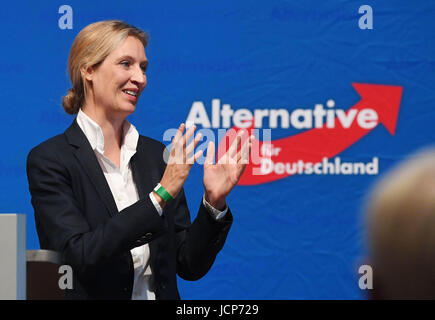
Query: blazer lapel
64 119 119 217
130 138 161 199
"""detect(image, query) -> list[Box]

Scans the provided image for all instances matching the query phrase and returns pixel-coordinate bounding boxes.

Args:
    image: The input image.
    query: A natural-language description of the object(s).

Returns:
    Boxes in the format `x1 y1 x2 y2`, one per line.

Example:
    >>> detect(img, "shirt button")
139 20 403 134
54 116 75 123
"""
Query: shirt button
117 194 127 202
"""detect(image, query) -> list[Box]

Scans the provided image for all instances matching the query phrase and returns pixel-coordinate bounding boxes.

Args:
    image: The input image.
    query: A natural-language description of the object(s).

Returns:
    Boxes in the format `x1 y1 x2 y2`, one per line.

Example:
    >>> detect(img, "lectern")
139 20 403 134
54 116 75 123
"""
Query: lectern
26 250 65 299
0 214 26 300
0 214 66 300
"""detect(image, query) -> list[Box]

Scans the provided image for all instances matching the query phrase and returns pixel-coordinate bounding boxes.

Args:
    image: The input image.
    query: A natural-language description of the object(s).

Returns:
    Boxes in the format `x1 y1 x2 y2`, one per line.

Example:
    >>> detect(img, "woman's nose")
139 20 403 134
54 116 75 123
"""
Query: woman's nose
131 65 146 87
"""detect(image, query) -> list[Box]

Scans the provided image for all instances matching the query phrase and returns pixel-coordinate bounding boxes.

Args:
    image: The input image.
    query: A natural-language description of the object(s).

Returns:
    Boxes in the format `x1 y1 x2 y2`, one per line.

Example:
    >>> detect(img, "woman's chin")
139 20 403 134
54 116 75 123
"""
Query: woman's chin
110 105 136 118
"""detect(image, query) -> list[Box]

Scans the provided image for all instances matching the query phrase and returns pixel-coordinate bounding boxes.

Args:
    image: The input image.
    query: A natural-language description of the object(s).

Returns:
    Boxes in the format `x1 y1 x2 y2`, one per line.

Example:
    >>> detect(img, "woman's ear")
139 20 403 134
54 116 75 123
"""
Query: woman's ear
81 65 95 82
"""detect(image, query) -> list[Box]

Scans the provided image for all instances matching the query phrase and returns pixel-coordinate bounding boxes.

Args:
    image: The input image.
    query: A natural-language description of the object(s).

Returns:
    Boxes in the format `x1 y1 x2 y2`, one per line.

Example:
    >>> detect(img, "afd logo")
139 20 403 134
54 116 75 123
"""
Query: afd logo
186 83 403 185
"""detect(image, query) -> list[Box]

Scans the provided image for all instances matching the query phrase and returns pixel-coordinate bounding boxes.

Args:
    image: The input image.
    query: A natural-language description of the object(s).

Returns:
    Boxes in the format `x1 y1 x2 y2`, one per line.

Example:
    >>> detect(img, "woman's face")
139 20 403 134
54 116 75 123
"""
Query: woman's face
85 35 148 118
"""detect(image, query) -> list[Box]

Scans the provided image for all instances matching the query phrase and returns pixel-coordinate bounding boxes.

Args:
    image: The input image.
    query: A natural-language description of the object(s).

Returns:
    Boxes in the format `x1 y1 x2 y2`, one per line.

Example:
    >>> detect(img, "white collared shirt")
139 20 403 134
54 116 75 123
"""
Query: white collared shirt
76 108 227 300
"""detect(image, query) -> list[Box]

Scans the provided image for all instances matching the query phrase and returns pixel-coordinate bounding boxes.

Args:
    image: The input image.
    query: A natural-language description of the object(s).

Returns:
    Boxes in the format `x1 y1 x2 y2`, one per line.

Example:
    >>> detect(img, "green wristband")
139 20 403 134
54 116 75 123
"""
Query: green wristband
153 183 174 203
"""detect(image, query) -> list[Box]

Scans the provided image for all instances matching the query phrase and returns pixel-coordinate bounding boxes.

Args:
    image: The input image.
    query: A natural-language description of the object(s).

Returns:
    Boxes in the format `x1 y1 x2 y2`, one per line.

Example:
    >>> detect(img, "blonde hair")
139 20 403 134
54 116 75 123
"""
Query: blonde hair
62 20 149 114
366 147 435 298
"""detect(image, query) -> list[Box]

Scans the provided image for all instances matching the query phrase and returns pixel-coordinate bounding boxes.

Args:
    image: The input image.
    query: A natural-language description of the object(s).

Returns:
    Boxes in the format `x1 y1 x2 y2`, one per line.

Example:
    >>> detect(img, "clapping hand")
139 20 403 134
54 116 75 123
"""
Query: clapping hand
203 131 254 210
158 123 202 207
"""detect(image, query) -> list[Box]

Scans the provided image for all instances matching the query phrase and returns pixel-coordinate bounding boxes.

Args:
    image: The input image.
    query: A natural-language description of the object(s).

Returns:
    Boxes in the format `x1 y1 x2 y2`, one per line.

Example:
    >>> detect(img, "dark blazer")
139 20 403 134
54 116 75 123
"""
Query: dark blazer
26 119 233 300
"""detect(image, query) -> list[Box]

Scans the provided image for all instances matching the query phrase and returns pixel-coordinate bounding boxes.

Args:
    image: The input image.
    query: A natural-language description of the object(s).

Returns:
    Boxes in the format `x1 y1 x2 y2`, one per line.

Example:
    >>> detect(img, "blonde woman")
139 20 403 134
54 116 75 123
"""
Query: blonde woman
26 20 252 300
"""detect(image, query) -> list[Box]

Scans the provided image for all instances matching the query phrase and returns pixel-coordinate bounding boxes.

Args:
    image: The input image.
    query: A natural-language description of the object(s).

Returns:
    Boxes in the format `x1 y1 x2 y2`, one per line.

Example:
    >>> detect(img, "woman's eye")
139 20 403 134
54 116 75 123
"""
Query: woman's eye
121 61 130 67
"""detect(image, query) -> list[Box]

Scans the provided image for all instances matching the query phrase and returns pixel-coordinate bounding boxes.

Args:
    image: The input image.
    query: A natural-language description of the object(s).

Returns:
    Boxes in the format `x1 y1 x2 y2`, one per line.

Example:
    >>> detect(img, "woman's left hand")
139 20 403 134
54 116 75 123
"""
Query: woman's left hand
203 132 253 210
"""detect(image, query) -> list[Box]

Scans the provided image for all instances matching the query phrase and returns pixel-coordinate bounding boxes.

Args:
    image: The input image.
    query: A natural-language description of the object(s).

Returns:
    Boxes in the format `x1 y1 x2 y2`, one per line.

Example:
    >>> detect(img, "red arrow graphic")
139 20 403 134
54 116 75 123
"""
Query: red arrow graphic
217 83 403 185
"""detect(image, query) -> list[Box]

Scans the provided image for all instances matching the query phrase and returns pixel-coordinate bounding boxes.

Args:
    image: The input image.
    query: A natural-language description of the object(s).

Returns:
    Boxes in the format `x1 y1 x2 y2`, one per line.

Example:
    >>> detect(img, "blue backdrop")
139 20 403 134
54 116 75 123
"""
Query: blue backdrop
1 0 434 299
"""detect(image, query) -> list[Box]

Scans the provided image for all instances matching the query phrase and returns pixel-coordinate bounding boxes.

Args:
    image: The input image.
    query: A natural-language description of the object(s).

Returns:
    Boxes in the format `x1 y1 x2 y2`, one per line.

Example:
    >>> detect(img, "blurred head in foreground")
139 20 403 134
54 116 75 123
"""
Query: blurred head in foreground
366 147 435 299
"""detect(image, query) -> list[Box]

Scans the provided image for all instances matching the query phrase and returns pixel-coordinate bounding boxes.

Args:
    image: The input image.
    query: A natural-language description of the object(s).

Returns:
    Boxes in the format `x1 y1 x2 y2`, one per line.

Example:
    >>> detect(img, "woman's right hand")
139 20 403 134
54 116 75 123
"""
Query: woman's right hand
156 123 203 208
